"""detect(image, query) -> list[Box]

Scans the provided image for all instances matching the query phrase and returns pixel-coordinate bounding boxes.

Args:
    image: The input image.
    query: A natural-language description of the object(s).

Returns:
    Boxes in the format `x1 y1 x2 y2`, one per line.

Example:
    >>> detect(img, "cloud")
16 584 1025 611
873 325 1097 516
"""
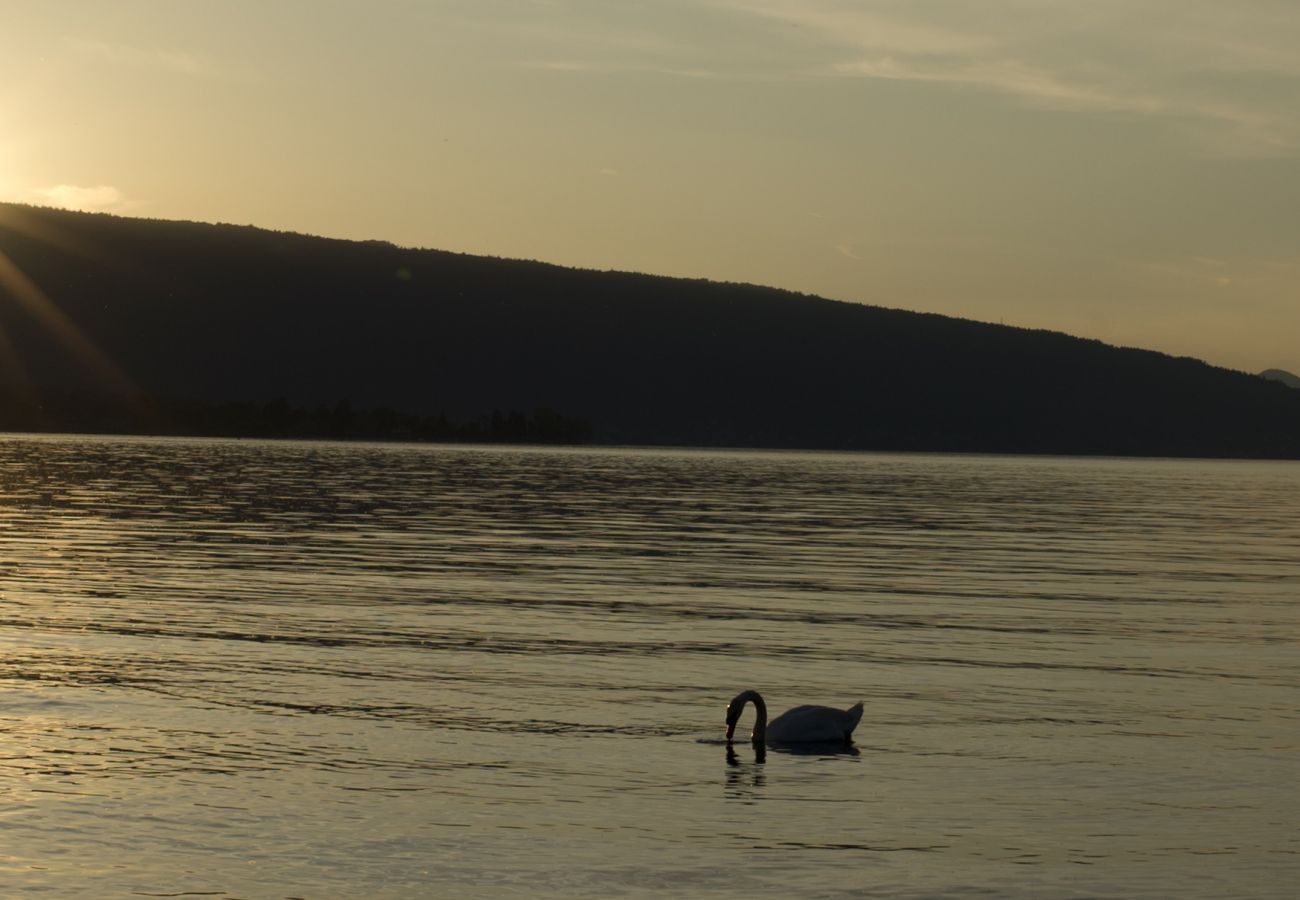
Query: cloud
721 0 985 56
67 38 243 80
32 184 137 213
831 56 1165 115
712 0 1300 156
525 59 600 73
520 59 718 78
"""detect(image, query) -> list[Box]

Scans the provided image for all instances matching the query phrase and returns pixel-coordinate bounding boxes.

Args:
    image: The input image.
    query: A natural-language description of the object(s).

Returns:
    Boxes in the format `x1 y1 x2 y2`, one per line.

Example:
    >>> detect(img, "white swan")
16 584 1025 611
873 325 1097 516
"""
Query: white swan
725 689 863 746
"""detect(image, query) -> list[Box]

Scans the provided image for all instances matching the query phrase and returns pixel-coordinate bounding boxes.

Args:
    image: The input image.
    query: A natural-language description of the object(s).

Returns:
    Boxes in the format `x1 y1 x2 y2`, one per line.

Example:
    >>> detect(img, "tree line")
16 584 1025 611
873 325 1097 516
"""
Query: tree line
0 389 592 445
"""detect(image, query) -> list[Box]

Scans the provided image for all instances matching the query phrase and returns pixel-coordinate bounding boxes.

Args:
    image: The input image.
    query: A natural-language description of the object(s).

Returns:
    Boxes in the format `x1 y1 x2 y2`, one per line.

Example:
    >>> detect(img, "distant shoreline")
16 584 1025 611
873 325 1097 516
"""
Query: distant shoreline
7 425 1300 463
5 202 1300 461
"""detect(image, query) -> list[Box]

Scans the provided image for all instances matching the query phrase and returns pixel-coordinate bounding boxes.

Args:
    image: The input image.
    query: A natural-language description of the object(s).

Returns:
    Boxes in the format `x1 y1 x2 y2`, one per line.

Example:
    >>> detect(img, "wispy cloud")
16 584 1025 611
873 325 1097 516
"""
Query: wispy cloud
441 1 751 81
31 184 138 213
490 0 1300 155
722 0 986 56
67 37 245 80
522 59 718 78
831 56 1165 115
712 0 1300 155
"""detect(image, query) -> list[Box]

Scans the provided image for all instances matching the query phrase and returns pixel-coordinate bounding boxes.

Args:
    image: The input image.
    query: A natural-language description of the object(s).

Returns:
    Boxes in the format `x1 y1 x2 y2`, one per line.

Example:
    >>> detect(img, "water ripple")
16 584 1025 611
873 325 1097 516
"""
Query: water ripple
3 436 1298 899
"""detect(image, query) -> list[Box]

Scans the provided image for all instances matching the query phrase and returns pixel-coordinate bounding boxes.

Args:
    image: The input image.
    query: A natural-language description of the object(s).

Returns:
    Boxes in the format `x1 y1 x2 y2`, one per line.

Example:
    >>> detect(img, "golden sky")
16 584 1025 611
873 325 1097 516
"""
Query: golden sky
3 0 1297 374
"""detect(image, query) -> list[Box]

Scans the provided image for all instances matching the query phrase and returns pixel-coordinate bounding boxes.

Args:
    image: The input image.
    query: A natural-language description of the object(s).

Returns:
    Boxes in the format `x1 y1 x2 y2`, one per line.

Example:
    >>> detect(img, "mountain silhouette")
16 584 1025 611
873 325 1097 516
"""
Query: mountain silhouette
2 202 1299 457
1260 369 1300 390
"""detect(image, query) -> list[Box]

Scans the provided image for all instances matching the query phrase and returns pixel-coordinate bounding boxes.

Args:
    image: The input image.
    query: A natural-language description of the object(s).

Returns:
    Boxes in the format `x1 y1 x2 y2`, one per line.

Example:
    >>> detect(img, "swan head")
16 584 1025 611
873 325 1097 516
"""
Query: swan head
724 689 767 745
724 700 742 742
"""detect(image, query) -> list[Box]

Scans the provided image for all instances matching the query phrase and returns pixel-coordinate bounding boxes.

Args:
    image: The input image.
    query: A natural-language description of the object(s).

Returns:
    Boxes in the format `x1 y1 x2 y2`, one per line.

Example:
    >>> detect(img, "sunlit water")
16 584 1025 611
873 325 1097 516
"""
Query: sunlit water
2 435 1296 899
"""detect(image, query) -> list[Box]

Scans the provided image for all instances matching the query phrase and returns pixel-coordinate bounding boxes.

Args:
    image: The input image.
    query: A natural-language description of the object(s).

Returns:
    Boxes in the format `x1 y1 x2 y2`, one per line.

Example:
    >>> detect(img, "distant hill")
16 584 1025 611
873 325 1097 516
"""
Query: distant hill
1260 369 1300 390
3 201 1300 458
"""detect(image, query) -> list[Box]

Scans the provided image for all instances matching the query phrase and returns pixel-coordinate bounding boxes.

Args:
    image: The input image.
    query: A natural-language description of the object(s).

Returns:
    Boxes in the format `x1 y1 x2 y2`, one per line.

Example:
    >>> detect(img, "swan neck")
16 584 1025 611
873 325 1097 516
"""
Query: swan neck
726 689 769 745
748 691 767 745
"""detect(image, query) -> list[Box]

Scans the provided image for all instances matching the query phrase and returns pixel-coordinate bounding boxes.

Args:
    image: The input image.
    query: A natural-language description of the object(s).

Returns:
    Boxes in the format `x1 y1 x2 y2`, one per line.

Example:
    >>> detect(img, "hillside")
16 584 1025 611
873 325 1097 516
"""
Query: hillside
2 202 1300 457
1261 369 1300 390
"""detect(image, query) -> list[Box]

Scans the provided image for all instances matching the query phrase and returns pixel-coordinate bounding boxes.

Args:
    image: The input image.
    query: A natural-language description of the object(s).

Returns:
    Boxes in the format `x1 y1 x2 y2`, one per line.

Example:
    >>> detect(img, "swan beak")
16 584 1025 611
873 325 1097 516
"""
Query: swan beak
725 723 736 743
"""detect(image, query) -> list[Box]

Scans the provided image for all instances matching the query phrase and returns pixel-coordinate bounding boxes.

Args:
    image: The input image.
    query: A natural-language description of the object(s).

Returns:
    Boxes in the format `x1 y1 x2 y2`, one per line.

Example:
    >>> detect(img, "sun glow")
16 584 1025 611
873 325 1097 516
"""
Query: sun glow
0 150 18 202
0 98 27 202
34 184 130 213
0 145 39 209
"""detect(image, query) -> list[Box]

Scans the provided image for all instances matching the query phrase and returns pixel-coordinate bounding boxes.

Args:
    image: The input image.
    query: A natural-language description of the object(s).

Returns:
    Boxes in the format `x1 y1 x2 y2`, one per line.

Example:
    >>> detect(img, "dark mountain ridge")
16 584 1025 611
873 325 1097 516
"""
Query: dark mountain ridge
1260 369 1300 390
3 202 1299 457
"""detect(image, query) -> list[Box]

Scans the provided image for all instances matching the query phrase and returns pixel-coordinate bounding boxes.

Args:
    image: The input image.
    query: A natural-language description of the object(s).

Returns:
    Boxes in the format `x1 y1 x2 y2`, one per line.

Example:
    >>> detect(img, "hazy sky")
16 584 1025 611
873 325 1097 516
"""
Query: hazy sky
2 0 1297 374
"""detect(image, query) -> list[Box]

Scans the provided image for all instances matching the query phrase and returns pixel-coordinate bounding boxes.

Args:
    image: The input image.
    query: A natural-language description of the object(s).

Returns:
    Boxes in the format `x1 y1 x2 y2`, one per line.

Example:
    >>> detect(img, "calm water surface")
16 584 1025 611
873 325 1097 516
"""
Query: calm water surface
2 435 1297 898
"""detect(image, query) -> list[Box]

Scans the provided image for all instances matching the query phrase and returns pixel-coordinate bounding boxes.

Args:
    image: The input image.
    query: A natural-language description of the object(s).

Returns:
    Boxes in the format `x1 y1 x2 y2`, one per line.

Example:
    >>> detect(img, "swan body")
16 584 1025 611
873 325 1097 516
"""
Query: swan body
725 689 863 746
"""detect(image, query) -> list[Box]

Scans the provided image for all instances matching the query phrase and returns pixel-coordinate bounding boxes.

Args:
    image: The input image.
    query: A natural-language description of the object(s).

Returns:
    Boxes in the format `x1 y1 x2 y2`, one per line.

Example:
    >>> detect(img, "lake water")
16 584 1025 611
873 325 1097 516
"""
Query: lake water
1 435 1296 899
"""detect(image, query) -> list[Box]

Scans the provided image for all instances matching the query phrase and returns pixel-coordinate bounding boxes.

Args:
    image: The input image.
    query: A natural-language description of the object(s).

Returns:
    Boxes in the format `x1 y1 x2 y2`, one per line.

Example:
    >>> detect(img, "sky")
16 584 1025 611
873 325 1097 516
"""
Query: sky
2 0 1297 375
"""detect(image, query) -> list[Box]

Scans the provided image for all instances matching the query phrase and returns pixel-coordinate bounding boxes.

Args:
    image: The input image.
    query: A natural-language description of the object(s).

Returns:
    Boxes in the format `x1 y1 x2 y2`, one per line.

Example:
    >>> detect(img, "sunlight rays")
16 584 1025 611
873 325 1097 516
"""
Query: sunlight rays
0 311 34 398
0 204 120 266
0 239 137 403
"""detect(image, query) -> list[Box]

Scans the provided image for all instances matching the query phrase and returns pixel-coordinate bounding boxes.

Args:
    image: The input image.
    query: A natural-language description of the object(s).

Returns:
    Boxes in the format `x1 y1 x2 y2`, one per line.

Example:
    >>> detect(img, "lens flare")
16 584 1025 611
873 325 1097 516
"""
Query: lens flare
0 207 138 403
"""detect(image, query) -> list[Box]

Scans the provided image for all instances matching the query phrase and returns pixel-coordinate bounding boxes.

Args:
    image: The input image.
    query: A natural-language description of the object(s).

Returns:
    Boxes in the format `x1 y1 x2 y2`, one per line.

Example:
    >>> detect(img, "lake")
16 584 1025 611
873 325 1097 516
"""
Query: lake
2 434 1296 898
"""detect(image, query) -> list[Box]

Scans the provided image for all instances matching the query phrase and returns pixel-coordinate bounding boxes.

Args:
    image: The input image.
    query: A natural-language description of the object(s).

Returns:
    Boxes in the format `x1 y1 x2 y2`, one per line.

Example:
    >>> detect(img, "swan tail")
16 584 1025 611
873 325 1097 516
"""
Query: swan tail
845 701 865 735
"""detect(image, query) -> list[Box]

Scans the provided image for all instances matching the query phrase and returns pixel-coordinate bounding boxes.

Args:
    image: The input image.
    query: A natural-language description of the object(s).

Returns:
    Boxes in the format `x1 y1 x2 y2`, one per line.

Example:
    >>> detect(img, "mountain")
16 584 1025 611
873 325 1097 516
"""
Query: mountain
1260 369 1300 390
3 201 1300 457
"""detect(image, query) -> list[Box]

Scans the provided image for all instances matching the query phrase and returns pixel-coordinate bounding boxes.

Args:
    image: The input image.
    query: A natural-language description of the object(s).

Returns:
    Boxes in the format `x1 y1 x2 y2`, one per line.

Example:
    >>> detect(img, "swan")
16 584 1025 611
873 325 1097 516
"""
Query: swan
725 689 863 746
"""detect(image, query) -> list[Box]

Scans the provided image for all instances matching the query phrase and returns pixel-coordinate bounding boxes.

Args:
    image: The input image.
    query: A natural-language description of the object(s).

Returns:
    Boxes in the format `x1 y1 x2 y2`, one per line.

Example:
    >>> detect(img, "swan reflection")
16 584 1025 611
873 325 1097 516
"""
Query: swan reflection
724 745 766 799
726 744 765 767
768 741 861 758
